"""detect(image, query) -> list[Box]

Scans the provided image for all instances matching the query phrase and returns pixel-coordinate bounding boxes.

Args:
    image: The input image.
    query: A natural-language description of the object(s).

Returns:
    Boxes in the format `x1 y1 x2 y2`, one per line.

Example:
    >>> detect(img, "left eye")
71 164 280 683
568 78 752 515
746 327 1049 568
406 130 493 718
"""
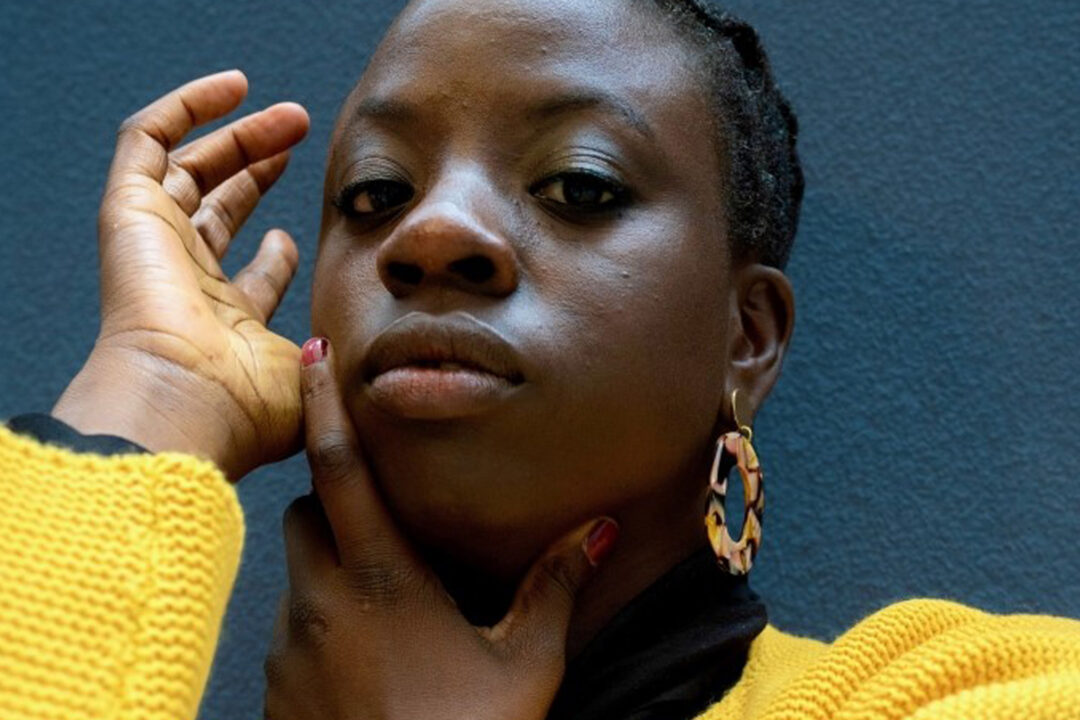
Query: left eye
338 180 415 216
531 173 625 210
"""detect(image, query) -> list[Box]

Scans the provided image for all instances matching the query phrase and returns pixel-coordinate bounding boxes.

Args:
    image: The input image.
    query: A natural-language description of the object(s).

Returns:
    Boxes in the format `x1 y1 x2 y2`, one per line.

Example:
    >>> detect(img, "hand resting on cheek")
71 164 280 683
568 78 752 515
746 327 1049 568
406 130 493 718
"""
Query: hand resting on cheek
263 338 619 720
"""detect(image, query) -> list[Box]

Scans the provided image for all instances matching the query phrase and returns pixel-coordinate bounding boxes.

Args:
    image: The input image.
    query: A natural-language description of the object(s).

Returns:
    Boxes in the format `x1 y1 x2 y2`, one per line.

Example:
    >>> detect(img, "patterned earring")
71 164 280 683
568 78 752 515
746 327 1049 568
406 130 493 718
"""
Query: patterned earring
705 389 765 575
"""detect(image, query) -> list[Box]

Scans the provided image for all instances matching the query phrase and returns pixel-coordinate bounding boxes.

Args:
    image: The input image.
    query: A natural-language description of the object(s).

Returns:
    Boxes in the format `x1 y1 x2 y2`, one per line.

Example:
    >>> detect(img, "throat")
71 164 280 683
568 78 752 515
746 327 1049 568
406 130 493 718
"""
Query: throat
425 548 518 627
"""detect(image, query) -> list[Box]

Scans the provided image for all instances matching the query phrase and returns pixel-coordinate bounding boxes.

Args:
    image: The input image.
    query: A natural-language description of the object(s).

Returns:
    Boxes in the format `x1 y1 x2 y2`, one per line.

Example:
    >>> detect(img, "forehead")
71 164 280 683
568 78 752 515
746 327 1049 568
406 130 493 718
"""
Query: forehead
380 0 670 62
338 0 704 136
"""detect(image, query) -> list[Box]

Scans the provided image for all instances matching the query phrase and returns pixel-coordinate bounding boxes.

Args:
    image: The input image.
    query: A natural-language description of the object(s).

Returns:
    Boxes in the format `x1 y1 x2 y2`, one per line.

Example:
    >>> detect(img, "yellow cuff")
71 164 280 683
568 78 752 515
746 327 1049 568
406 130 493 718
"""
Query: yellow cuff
0 424 244 720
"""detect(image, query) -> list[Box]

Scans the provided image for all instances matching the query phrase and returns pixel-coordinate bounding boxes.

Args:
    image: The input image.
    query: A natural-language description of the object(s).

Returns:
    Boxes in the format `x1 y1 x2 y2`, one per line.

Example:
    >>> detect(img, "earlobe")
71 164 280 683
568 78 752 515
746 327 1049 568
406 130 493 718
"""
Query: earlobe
725 264 796 420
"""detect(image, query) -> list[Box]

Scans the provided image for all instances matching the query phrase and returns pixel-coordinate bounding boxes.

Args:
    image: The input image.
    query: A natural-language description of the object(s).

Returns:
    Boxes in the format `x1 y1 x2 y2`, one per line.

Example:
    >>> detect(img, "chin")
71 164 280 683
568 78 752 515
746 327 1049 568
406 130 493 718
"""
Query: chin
361 424 561 579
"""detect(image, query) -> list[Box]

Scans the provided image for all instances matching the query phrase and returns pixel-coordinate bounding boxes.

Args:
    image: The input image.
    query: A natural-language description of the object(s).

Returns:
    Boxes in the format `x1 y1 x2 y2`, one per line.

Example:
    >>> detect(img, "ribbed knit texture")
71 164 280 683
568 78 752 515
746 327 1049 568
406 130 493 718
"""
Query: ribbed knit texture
0 424 243 720
2 425 1078 719
699 598 1080 719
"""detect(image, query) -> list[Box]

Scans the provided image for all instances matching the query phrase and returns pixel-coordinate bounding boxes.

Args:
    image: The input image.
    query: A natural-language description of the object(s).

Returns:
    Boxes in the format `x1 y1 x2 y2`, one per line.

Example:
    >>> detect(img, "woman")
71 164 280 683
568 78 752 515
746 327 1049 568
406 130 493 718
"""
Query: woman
2 0 1078 718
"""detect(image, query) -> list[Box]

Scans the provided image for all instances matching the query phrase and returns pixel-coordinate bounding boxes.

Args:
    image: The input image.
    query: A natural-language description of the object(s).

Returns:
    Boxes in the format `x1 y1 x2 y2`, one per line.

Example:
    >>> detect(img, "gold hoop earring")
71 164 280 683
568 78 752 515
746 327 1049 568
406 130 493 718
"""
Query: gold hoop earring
705 389 765 576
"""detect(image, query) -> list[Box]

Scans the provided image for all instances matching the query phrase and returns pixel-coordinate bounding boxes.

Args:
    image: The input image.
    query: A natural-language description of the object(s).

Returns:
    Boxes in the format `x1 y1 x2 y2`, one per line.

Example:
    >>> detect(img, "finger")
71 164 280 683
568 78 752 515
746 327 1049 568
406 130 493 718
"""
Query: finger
280 495 341 656
300 339 415 569
163 102 309 215
264 595 324 720
490 518 619 666
232 229 300 324
108 69 248 186
283 493 339 589
193 151 291 258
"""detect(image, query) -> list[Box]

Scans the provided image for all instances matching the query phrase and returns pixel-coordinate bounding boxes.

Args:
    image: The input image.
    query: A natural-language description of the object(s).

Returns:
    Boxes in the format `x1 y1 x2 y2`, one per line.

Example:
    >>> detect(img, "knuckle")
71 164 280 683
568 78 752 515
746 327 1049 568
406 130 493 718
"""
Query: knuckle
100 181 142 212
117 110 154 141
192 211 226 250
228 125 254 167
165 158 204 200
192 213 225 249
341 555 420 606
309 431 355 479
240 266 282 300
250 267 285 297
116 113 141 139
300 365 331 402
285 594 331 649
262 647 285 686
206 194 239 233
117 108 170 149
539 554 580 607
262 650 297 720
97 206 116 235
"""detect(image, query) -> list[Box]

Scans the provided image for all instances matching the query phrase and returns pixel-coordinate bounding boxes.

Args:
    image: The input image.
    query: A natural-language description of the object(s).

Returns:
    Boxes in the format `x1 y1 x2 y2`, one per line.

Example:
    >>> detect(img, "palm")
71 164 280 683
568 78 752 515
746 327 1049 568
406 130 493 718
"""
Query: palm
106 178 299 437
84 71 310 477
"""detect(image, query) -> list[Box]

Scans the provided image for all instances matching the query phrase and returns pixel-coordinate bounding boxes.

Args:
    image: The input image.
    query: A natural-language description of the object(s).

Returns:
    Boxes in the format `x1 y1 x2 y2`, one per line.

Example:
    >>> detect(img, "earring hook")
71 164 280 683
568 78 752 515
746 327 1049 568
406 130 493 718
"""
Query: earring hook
731 389 753 442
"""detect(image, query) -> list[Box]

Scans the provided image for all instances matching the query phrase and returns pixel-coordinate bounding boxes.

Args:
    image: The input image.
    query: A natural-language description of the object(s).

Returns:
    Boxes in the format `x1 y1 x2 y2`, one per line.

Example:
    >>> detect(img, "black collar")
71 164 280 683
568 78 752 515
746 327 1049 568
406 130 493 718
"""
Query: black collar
548 546 767 720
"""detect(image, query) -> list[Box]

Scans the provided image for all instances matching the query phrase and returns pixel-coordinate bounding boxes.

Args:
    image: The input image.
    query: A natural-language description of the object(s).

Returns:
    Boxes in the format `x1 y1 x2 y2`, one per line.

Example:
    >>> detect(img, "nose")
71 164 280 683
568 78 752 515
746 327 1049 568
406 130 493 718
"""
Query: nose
375 181 518 299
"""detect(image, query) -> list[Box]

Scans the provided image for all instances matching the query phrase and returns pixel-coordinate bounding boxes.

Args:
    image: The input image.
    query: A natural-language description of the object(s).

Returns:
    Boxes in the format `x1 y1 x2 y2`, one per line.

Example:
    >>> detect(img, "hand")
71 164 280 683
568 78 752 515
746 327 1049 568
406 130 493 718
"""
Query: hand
52 71 310 480
263 338 620 720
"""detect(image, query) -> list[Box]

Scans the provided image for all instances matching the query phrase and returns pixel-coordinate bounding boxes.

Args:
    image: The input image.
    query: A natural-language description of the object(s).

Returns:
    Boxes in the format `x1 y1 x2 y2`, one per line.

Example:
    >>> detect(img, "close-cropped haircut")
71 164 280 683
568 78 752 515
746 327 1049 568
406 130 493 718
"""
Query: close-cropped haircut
649 0 804 269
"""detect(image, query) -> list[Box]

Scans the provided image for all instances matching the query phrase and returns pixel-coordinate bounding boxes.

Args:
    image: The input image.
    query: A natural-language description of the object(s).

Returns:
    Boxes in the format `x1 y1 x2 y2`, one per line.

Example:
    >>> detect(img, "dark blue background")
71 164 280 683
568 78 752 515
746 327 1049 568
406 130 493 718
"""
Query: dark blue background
2 1 1077 716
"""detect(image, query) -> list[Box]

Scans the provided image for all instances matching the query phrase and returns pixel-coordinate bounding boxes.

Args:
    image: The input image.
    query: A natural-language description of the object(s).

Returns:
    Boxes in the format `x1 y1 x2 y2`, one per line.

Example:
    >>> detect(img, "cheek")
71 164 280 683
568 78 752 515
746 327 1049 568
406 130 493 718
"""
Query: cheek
310 237 383 365
527 215 731 500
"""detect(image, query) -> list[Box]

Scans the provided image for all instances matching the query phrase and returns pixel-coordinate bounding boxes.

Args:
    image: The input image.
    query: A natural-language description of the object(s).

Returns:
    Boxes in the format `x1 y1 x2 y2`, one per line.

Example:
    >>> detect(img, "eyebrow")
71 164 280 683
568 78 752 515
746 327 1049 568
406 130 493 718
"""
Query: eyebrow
527 88 656 141
351 96 419 125
350 88 656 141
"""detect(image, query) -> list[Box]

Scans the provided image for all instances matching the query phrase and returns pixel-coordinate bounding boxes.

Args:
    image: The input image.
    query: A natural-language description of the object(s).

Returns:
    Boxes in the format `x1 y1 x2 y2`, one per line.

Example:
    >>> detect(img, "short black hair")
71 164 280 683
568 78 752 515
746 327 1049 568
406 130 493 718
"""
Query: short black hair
649 0 803 269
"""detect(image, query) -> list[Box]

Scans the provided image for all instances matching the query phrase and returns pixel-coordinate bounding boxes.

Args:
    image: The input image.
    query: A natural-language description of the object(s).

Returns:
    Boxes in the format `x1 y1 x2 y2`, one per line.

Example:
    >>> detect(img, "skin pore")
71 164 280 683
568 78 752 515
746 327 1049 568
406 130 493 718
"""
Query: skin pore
310 0 794 657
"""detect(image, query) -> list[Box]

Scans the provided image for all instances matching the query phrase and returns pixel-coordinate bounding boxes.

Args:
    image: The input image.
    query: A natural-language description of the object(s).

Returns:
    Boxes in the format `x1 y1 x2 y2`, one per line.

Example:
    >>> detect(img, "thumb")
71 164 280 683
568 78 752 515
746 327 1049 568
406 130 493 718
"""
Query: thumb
493 517 619 667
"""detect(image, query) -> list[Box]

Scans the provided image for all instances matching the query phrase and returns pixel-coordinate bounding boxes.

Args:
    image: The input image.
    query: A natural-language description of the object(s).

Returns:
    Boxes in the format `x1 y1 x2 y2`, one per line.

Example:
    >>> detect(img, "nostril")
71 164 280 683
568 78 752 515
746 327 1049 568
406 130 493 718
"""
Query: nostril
388 262 424 286
449 255 496 284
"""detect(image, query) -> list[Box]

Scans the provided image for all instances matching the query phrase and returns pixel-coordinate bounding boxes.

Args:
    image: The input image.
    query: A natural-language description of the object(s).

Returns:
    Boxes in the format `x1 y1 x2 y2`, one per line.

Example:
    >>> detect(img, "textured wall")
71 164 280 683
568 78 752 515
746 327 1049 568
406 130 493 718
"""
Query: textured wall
1 1 1077 716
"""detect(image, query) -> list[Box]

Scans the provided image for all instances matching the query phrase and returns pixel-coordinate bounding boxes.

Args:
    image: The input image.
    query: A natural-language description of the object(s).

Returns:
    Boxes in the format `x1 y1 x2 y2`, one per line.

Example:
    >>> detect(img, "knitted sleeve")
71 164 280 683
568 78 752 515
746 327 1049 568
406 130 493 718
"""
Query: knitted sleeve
700 597 1080 720
0 422 244 720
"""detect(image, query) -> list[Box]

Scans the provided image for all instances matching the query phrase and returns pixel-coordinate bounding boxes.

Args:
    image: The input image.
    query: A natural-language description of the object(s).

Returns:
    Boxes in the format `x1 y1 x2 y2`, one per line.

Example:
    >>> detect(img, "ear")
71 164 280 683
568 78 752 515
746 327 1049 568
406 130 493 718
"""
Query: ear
725 263 795 424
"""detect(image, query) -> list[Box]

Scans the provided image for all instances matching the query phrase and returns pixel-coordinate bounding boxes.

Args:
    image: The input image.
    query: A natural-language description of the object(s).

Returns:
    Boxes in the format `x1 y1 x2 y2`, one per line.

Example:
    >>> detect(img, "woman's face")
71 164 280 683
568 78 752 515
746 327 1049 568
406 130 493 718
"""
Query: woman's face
312 0 749 577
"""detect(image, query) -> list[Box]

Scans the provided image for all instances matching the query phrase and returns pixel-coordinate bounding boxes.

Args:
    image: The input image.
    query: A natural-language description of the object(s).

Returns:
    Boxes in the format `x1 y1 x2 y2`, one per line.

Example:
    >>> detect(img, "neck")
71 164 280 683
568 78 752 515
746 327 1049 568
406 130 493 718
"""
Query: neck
563 491 706 659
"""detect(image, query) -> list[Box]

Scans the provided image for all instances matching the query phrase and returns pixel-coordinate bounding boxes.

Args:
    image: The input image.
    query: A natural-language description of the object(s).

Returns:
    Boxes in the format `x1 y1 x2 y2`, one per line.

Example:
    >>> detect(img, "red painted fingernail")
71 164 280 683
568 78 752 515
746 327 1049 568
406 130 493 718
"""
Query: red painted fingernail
583 519 619 567
301 337 328 367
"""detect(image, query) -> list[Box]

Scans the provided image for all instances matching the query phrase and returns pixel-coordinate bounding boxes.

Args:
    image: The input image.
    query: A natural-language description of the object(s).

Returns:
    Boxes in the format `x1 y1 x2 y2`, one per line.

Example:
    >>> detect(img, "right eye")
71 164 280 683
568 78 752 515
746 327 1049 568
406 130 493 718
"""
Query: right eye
335 180 415 217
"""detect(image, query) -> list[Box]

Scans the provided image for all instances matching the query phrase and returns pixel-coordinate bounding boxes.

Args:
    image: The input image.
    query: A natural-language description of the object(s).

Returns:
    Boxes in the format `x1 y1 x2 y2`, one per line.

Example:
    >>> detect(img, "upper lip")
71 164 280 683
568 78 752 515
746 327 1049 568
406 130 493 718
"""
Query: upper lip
362 312 525 383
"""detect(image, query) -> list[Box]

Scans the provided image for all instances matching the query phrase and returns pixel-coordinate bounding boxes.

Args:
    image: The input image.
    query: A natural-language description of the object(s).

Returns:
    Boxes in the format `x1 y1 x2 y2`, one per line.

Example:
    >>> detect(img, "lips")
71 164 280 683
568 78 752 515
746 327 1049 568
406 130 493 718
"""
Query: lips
361 312 525 419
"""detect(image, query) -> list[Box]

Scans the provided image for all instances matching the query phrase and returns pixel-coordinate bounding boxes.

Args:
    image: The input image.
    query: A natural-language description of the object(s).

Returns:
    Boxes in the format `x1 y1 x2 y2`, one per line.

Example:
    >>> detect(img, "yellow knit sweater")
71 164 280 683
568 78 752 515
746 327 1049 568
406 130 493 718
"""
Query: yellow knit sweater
1 424 1078 719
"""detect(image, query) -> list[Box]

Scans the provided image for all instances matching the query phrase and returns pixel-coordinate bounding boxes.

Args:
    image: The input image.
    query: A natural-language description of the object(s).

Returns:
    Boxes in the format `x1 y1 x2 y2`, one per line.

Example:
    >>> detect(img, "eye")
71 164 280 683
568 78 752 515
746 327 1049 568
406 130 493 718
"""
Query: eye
530 171 628 212
335 180 415 217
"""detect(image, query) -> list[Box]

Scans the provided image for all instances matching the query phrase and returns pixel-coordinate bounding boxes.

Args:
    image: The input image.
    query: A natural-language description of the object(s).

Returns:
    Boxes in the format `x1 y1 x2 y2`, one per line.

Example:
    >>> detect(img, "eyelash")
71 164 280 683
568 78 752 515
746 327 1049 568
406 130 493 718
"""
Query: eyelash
333 179 414 220
530 170 631 214
334 170 630 221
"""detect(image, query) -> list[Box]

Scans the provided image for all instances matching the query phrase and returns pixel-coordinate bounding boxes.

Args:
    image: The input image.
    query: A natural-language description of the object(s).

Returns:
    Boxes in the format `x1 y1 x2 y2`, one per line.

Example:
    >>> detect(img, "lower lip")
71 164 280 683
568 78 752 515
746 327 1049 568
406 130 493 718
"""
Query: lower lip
367 367 519 419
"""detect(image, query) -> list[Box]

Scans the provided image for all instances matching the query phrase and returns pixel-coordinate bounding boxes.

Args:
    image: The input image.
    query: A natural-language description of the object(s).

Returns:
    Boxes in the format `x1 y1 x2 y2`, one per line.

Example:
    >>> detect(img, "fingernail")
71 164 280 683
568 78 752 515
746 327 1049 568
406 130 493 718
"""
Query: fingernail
583 518 619 567
301 337 328 367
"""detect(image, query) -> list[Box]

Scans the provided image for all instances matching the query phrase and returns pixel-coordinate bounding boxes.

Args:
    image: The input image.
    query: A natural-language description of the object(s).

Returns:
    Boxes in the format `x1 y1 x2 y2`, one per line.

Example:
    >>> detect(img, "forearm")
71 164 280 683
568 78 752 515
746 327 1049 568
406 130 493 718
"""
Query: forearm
0 417 243 720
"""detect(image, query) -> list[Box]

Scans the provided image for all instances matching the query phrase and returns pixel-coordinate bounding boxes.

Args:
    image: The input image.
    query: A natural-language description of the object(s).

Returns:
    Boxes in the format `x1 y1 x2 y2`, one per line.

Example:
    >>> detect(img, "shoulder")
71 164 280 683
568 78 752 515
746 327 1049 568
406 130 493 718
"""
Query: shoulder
699 597 1080 720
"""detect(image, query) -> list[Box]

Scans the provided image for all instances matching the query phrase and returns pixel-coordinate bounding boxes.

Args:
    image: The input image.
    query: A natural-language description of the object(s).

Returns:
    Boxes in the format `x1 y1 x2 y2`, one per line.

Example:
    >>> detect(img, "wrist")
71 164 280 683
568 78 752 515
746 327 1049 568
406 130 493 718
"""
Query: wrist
52 349 252 479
